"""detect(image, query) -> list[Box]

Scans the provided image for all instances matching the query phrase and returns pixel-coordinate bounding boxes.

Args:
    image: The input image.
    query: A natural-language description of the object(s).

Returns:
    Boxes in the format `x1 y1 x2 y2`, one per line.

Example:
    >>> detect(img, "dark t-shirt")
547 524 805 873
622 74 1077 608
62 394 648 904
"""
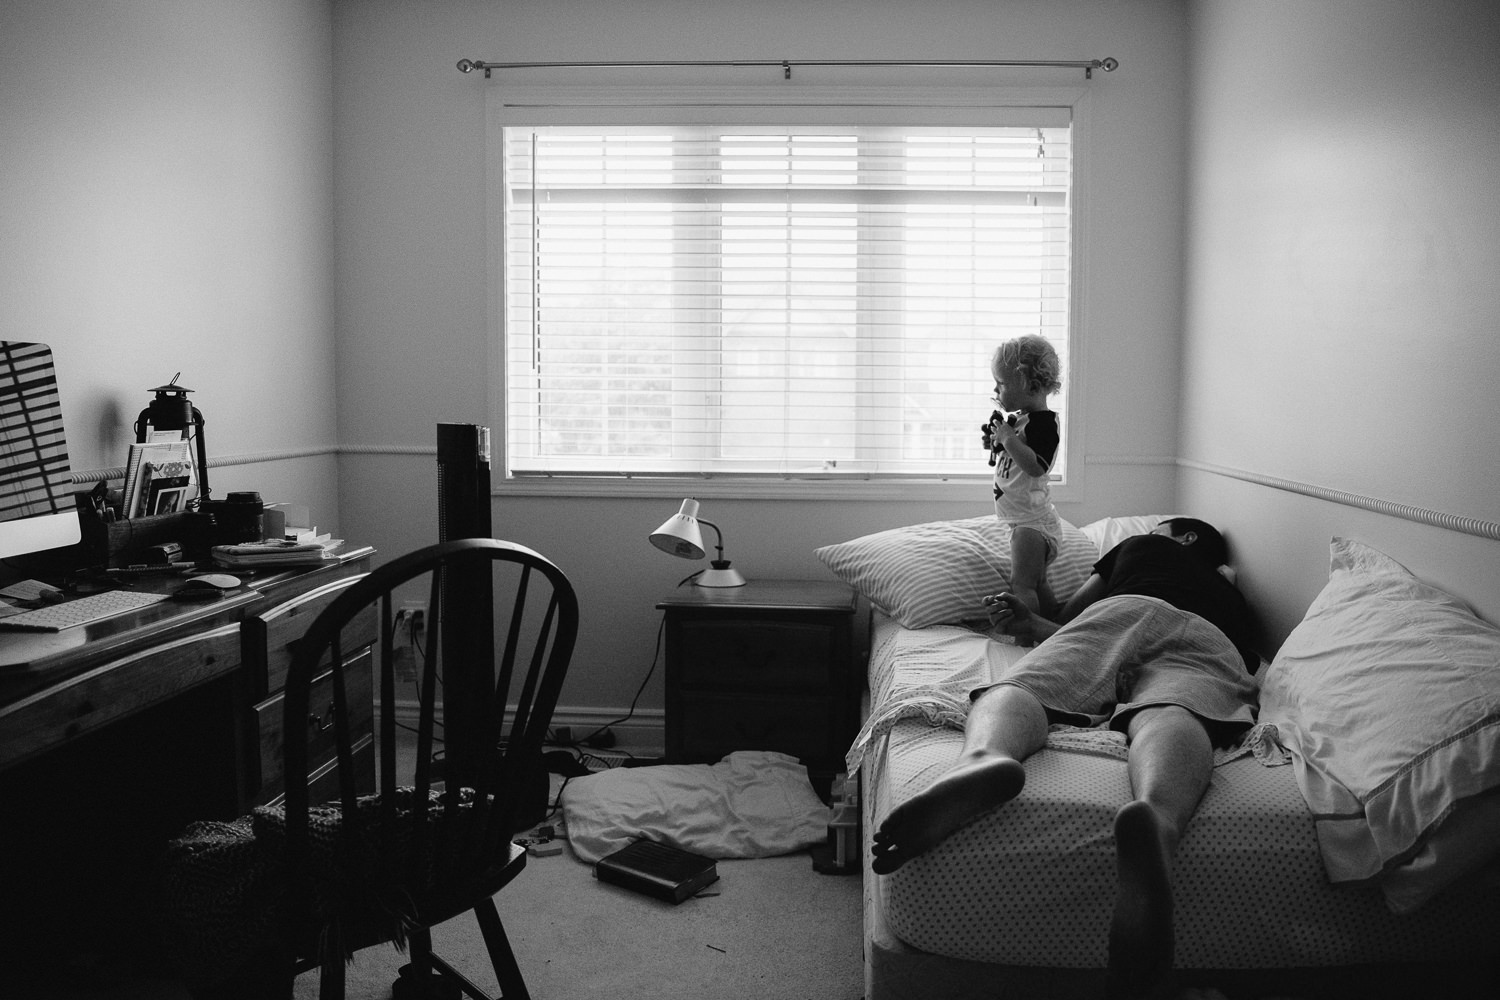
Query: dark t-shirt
1017 410 1059 470
1093 533 1260 673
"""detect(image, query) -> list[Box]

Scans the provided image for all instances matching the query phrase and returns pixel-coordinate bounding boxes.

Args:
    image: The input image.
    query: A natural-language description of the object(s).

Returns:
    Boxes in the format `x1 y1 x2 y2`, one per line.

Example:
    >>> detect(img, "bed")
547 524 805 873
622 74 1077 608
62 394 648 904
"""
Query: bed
816 514 1500 998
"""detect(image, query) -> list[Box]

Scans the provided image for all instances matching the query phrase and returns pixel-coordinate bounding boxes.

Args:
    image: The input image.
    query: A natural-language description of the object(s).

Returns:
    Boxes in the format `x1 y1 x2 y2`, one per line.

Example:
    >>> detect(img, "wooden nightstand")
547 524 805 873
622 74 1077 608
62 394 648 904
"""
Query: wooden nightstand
657 579 860 792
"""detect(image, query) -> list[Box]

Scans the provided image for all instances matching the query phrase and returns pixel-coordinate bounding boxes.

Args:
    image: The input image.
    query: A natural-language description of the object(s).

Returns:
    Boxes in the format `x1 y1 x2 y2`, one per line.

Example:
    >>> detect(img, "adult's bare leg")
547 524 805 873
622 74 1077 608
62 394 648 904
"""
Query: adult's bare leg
1108 705 1213 998
870 683 1048 874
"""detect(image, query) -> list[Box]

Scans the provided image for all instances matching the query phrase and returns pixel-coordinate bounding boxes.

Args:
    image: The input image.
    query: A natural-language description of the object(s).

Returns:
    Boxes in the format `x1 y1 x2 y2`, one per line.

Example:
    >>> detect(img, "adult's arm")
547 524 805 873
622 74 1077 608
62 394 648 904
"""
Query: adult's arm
986 571 1107 643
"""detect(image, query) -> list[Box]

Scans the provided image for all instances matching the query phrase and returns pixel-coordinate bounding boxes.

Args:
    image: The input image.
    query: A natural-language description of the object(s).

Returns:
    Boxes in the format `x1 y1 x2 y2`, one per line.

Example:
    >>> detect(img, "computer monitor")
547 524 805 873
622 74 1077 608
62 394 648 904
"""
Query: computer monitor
0 342 83 560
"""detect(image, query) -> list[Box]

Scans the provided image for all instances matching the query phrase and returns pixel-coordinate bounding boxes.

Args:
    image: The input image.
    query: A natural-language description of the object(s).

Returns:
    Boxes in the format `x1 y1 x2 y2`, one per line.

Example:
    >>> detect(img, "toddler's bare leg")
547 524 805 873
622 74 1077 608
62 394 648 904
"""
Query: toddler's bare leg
1008 527 1050 615
871 684 1047 874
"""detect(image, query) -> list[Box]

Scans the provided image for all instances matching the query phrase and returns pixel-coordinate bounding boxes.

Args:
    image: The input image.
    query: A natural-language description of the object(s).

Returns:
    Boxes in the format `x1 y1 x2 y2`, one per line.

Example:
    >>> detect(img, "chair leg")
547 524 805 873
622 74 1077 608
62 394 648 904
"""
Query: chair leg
318 953 345 1000
409 927 435 978
473 898 530 1000
395 928 466 1000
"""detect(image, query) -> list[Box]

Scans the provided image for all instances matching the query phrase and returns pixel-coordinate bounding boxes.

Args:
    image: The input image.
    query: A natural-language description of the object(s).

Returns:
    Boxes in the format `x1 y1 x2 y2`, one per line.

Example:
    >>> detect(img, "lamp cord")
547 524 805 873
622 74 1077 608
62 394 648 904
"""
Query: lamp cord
578 613 665 745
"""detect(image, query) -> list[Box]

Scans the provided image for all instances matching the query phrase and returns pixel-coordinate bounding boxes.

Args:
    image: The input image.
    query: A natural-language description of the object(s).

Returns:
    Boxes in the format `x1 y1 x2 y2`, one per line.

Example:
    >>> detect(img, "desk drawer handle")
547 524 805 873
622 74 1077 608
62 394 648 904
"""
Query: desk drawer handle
310 705 336 732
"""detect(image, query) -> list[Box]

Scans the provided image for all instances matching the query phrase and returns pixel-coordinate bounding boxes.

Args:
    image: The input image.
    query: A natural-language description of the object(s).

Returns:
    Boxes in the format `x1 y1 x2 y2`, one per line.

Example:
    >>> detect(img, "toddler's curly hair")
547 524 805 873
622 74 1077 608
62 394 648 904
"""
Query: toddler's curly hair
991 335 1062 395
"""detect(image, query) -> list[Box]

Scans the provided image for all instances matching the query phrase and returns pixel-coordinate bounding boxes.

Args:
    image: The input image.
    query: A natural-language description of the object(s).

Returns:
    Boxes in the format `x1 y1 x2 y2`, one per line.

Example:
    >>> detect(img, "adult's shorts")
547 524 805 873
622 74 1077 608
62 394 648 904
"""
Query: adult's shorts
974 594 1256 733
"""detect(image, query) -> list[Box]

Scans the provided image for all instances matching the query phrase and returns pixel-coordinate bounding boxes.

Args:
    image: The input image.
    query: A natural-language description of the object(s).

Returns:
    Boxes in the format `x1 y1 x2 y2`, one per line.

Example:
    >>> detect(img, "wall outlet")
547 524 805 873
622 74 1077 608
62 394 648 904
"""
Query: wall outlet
393 600 427 683
398 600 427 634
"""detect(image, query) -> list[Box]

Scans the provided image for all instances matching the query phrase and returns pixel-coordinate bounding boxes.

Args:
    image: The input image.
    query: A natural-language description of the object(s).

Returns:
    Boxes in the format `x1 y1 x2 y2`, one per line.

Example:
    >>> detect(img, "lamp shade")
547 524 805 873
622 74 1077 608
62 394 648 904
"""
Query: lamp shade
649 499 707 559
648 498 746 587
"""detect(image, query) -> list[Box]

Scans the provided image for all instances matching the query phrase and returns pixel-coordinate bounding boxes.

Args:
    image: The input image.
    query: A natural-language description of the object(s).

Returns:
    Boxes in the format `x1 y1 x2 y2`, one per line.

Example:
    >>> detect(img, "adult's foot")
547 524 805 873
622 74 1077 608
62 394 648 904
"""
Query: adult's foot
870 754 1025 874
1107 799 1176 998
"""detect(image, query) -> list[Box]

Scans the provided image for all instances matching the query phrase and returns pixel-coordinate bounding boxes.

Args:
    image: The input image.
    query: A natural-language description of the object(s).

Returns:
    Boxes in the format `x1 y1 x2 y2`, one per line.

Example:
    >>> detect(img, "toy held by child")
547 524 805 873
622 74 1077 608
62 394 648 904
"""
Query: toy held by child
986 335 1063 616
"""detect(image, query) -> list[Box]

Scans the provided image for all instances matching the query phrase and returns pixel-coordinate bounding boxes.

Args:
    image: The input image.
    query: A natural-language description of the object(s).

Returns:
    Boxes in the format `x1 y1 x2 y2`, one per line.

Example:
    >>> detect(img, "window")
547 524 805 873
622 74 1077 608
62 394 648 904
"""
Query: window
501 117 1072 483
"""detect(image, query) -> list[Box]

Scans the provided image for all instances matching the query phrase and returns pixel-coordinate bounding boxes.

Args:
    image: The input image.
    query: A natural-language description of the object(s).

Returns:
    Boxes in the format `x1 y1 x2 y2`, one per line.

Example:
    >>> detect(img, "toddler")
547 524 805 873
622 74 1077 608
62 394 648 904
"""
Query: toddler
983 334 1063 615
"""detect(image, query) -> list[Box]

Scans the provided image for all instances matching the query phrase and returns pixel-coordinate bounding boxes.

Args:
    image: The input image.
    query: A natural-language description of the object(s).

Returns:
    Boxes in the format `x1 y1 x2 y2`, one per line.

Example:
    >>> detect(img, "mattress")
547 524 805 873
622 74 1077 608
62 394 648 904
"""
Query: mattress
858 611 1500 971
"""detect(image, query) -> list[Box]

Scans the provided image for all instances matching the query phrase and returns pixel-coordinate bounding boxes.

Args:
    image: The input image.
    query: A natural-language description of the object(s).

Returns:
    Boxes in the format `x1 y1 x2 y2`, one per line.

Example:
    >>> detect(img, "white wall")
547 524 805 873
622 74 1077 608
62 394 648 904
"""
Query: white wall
0 0 341 523
1179 0 1500 647
332 0 1193 723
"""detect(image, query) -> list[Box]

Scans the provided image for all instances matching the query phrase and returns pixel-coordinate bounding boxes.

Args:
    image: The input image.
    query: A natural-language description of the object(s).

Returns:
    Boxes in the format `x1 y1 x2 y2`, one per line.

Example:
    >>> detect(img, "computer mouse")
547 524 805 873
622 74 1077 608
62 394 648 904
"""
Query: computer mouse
170 574 242 601
187 573 241 590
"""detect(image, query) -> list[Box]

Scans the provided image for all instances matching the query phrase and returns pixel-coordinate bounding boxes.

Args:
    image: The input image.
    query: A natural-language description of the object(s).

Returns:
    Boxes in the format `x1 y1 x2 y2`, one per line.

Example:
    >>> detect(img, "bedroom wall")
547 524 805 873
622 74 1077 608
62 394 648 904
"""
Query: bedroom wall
1179 0 1500 650
331 0 1193 731
0 0 340 528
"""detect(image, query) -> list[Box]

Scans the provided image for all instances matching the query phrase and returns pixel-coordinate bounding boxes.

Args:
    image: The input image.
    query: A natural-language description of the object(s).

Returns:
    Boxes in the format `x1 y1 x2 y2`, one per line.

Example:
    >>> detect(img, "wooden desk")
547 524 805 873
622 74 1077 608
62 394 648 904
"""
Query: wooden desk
0 545 374 968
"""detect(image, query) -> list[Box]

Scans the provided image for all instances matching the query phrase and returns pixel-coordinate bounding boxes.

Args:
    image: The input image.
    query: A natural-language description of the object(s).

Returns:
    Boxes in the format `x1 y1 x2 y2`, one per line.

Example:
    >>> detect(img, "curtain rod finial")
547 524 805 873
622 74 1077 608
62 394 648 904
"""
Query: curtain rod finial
1085 57 1118 79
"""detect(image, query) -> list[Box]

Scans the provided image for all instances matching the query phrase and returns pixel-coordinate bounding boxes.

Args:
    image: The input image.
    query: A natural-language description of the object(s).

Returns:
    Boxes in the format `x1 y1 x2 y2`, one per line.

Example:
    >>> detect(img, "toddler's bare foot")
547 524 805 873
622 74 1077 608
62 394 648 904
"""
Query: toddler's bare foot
870 754 1025 874
984 592 1038 644
1107 800 1175 998
1016 587 1041 615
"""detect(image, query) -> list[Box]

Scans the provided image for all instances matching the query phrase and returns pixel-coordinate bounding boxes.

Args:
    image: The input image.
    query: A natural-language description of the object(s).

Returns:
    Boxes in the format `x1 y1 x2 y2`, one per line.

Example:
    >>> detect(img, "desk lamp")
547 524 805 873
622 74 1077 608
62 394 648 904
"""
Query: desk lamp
649 498 746 587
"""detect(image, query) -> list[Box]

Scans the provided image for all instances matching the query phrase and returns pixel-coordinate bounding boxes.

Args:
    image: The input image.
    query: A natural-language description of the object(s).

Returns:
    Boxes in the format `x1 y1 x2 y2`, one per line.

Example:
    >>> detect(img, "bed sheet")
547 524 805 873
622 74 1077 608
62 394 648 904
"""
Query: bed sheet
861 612 1500 969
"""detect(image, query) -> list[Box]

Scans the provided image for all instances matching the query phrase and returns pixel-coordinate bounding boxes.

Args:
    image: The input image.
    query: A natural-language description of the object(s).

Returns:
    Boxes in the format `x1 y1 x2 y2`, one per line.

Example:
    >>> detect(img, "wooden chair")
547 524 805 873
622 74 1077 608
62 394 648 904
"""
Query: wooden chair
275 537 579 1000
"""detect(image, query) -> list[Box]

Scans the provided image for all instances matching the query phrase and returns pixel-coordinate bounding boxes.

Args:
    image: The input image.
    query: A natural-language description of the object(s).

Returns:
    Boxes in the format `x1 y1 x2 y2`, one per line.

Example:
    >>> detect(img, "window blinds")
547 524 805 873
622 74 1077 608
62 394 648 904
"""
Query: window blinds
502 121 1071 480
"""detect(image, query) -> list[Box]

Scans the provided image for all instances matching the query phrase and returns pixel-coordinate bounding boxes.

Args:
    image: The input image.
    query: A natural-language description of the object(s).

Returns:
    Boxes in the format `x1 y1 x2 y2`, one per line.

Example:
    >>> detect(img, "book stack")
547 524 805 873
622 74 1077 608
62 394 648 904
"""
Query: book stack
211 537 344 569
593 838 719 904
122 440 197 518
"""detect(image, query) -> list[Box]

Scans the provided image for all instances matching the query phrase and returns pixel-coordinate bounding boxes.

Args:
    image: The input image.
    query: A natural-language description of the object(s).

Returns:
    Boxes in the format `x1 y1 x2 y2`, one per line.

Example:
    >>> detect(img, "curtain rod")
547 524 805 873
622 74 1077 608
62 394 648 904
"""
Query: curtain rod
455 57 1118 80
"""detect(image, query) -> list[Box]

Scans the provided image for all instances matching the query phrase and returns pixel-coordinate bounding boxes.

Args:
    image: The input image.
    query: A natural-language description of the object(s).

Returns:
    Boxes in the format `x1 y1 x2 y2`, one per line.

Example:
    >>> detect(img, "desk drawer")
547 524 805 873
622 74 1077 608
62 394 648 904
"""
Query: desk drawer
244 573 372 698
253 647 374 804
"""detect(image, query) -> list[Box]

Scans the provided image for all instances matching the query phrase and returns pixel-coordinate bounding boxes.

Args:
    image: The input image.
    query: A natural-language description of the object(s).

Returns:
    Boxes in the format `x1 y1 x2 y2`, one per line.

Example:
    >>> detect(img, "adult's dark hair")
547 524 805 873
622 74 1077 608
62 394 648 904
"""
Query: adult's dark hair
1158 517 1229 567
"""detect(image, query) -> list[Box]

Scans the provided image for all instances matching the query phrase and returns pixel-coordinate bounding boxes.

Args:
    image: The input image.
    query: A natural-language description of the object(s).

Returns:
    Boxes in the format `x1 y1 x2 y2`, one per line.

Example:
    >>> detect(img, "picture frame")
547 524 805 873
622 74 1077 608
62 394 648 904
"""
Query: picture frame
150 484 188 516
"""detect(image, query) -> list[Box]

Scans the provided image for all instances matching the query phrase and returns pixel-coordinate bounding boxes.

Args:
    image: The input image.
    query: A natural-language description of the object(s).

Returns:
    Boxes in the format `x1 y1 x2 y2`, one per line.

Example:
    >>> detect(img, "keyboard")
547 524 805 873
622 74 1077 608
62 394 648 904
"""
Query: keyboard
0 589 172 632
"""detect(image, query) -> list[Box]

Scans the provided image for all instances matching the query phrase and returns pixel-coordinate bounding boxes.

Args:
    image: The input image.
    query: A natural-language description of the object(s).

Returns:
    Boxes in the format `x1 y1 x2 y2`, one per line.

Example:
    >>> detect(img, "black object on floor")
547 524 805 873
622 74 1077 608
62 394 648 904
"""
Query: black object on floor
595 838 720 904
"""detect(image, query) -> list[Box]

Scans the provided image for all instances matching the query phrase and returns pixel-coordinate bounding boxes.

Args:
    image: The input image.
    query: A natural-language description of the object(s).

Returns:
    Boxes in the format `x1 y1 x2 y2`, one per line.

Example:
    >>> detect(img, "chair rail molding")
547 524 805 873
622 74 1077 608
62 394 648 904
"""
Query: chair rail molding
1179 457 1500 542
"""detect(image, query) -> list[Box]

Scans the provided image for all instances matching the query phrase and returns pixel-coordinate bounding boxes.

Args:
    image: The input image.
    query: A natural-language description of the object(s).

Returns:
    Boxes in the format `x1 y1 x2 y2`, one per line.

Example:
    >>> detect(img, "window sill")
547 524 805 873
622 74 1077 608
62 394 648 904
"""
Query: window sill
496 474 1077 505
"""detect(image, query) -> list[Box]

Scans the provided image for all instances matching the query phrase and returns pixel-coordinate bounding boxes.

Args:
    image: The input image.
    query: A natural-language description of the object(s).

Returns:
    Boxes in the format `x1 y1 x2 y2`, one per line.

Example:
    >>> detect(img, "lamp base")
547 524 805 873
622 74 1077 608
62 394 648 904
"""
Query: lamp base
695 561 746 587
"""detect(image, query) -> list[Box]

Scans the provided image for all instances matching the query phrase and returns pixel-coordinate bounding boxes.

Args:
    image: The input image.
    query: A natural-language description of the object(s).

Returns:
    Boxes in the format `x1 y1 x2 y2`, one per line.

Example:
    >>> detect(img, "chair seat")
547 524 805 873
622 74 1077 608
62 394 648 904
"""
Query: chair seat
341 843 527 953
155 791 527 986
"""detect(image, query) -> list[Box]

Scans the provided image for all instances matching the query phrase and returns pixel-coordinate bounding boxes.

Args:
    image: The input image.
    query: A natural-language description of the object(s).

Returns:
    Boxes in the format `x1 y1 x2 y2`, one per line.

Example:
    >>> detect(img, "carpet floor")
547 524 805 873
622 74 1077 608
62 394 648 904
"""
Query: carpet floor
290 839 865 1000
14 837 864 1000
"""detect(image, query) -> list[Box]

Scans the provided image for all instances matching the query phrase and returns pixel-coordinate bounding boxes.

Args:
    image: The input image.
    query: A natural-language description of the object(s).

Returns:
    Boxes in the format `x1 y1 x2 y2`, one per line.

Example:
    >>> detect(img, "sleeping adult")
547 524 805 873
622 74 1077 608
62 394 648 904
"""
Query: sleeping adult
869 517 1260 999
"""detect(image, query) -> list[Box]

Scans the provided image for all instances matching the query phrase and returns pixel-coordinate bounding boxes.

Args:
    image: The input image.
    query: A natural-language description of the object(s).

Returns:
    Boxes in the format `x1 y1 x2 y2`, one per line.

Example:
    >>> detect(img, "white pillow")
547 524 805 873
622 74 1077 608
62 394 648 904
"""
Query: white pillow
1079 514 1183 557
814 516 1097 629
1258 536 1500 913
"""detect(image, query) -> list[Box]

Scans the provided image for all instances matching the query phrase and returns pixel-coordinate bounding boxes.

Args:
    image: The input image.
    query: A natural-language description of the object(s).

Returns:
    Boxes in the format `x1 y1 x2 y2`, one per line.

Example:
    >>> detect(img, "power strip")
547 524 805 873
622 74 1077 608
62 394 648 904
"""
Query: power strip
581 749 634 771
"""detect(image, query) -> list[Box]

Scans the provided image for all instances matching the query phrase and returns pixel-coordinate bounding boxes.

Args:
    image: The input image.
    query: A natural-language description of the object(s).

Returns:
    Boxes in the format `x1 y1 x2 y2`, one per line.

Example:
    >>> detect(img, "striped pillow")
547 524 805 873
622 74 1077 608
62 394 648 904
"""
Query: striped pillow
815 516 1098 629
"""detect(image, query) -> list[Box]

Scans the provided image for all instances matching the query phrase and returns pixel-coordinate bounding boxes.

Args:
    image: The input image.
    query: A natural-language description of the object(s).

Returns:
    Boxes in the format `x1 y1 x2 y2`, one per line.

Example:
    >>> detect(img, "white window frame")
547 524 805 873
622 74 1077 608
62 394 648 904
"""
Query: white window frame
486 84 1092 502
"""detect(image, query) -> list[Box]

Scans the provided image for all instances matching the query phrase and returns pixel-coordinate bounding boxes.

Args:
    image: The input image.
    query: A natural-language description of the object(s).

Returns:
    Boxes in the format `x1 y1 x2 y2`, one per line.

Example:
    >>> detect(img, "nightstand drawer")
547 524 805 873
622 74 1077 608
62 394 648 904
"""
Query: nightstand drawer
677 619 834 690
676 692 834 766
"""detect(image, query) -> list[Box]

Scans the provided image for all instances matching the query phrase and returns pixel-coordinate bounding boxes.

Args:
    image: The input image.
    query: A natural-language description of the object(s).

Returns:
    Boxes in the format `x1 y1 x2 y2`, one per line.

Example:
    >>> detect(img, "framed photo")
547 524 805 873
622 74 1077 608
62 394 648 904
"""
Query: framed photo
150 484 188 515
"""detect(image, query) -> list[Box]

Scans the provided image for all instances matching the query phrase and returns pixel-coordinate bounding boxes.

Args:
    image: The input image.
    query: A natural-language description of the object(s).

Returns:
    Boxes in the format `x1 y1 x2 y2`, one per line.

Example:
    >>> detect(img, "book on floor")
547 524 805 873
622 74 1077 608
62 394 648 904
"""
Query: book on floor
594 838 719 904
